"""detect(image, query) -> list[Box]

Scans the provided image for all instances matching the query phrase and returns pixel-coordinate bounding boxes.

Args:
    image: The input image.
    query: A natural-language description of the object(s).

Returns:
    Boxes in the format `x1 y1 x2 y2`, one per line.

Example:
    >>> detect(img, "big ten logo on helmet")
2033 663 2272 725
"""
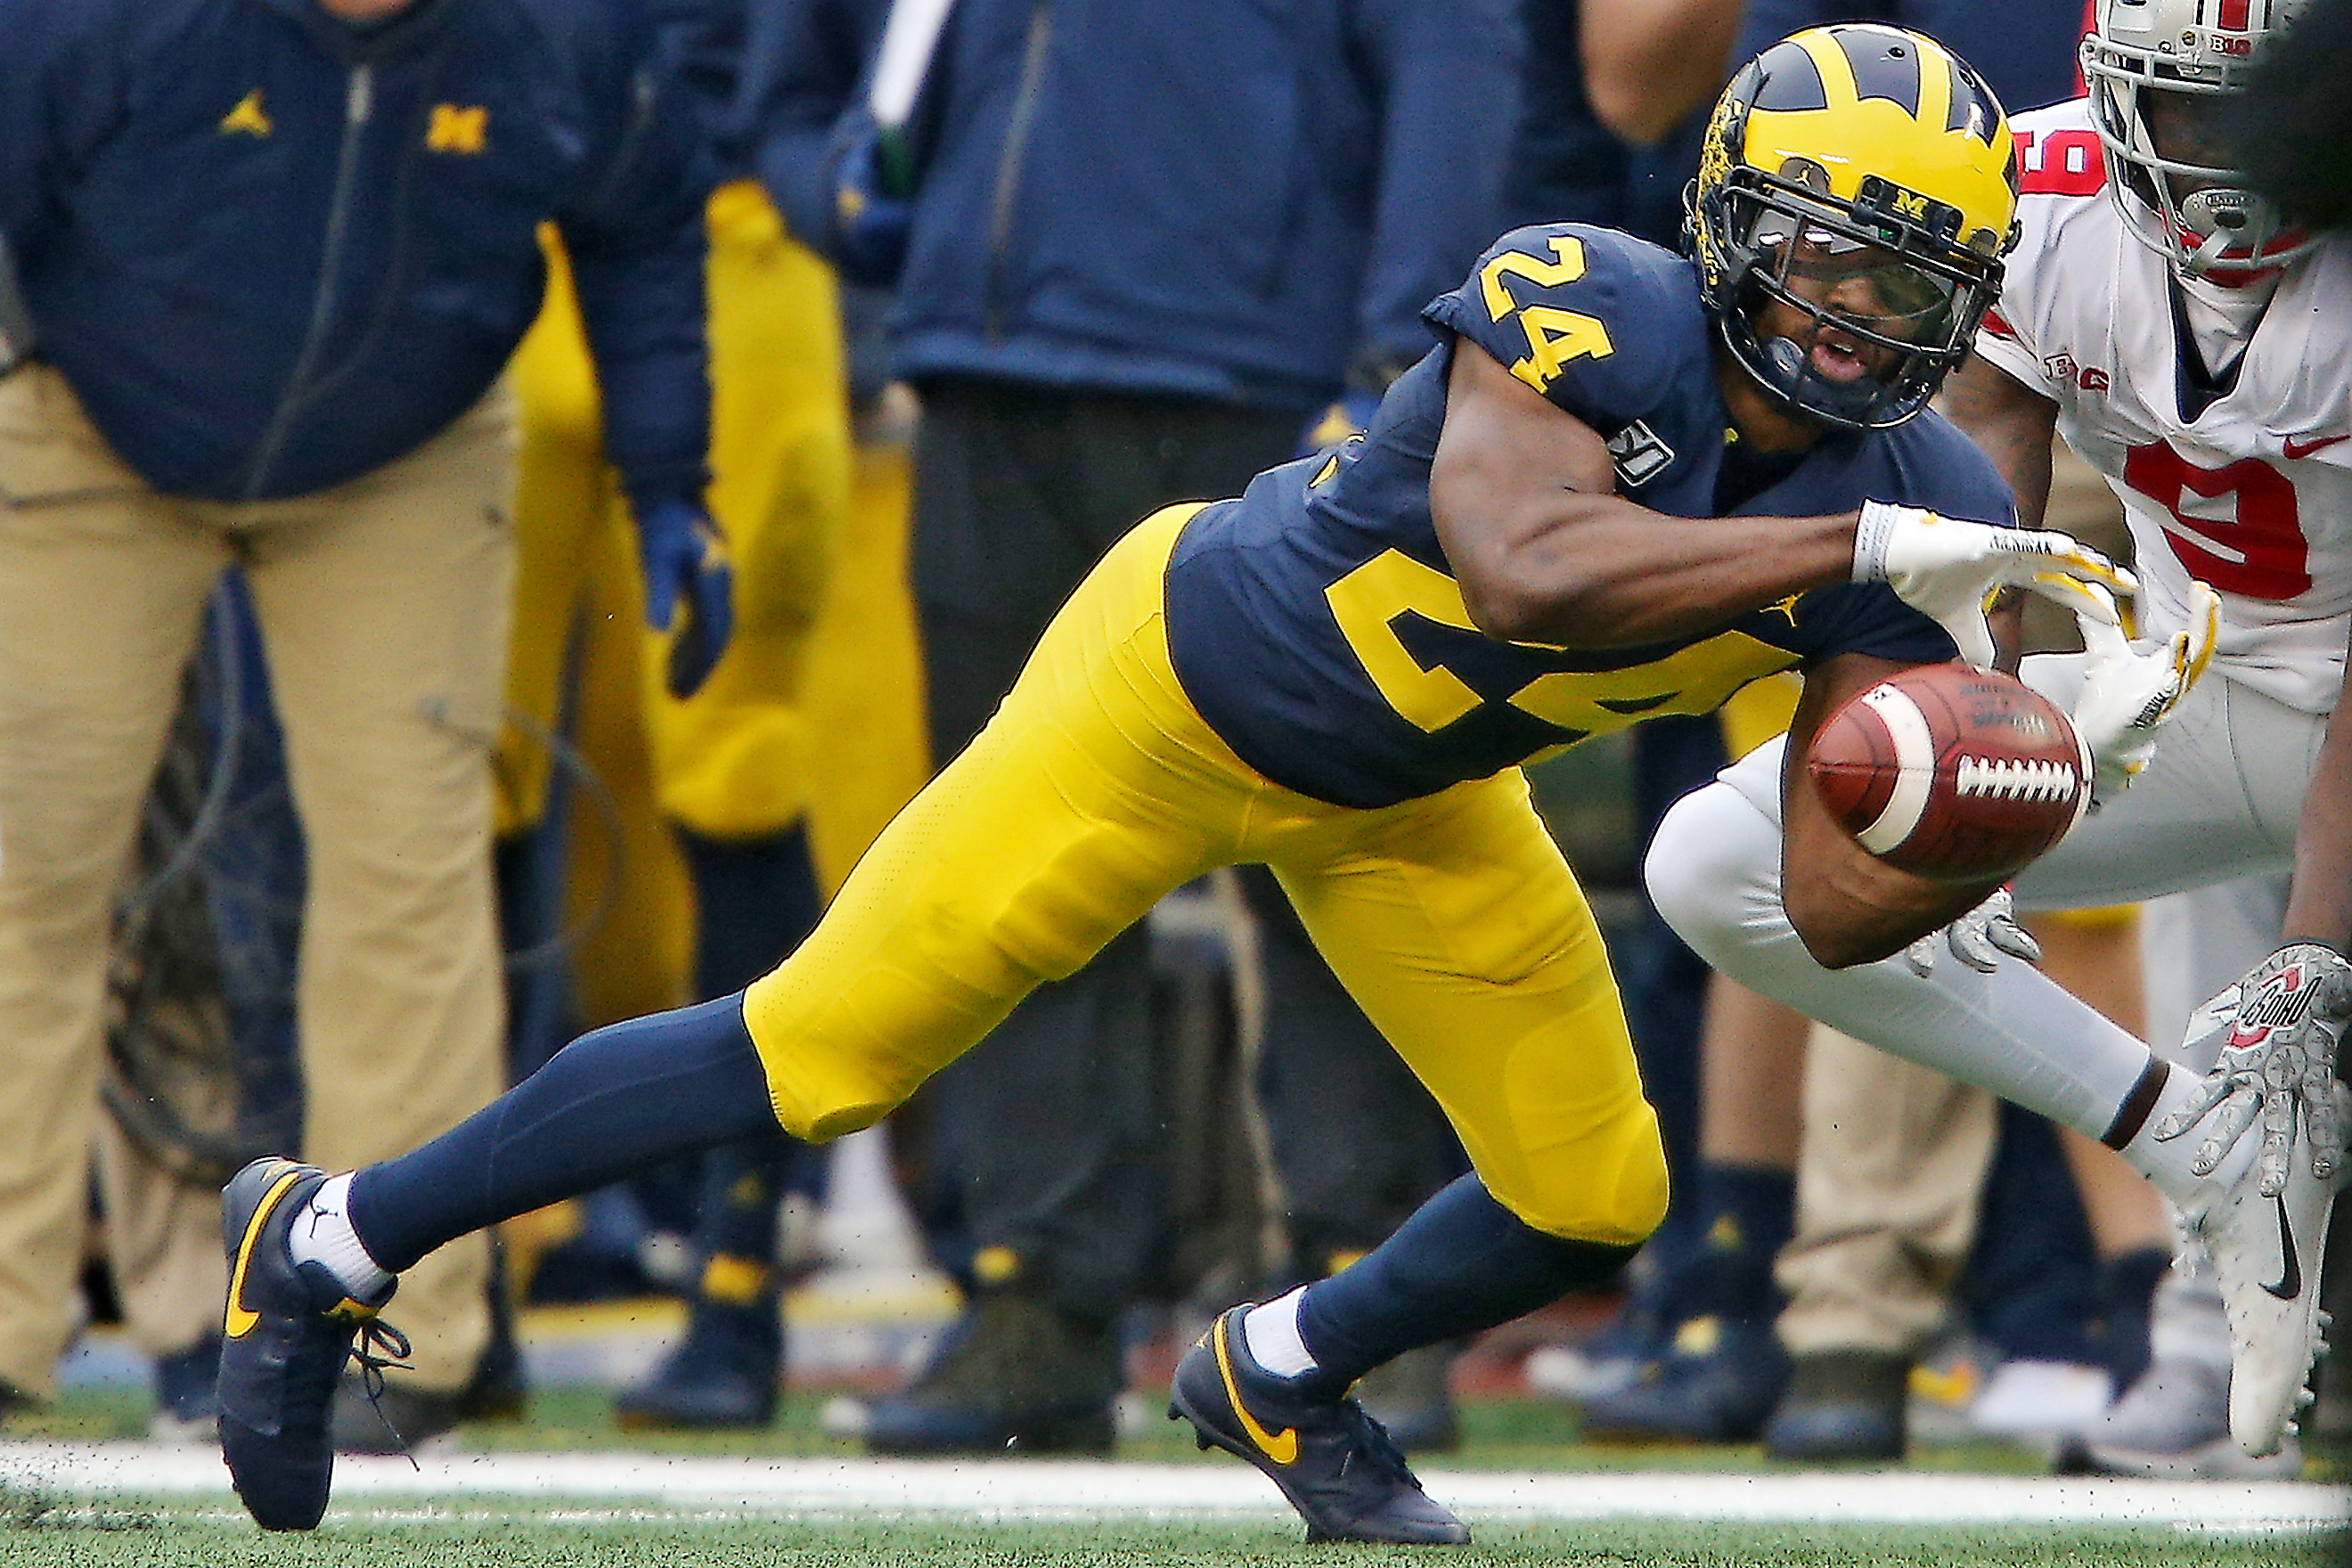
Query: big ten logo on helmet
2208 0 2258 55
2042 352 2110 393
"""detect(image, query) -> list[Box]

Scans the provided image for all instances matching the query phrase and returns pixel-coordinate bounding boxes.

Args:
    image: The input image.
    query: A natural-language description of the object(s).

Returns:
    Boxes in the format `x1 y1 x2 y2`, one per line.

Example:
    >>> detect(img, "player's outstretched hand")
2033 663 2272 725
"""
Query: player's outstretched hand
2062 578 2218 800
1852 501 2135 669
1904 884 2040 979
2155 941 2352 1194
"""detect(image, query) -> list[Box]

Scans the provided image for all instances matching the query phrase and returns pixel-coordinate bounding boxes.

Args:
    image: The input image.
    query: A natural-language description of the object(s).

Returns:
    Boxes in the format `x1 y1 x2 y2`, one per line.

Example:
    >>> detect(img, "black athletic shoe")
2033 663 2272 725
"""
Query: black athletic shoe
217 1158 405 1531
1762 1350 1910 1462
1169 1305 1469 1545
863 1287 1119 1456
1576 1315 1789 1444
615 1296 782 1431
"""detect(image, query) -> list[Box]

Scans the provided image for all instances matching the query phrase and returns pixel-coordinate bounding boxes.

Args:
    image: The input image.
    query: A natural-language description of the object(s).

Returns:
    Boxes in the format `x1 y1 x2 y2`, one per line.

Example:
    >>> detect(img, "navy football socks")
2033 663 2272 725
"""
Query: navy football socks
347 994 777 1274
672 825 823 1274
1678 1160 1796 1324
1294 1172 1637 1399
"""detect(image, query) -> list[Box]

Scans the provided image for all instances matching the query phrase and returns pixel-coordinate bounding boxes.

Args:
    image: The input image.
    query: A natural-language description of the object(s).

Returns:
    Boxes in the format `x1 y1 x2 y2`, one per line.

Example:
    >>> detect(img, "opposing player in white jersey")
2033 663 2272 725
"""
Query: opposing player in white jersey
1644 0 2350 1460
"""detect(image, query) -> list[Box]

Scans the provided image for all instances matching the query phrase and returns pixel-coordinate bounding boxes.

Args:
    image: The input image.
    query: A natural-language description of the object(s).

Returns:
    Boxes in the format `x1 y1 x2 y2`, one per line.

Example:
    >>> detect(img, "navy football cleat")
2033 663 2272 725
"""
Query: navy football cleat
217 1158 405 1531
1170 1304 1469 1545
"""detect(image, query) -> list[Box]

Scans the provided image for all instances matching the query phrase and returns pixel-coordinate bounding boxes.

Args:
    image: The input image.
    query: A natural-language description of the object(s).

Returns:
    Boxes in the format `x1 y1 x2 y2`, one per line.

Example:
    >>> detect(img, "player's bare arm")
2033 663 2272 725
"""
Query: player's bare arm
1580 0 1744 144
1939 353 2060 533
1428 337 1859 649
1776 651 2012 968
1936 355 2060 673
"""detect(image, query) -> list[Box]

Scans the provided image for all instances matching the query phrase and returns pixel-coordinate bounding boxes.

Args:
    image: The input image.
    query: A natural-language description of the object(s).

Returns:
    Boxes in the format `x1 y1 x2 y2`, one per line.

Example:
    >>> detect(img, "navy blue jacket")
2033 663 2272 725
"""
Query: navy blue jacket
0 0 715 509
651 0 766 182
760 0 1522 412
1505 0 1707 249
1735 2 2090 117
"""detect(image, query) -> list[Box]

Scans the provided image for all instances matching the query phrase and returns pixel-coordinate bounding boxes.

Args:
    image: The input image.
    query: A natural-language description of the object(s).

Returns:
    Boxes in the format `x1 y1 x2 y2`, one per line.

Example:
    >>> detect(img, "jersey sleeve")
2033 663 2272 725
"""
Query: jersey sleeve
1788 584 1963 667
1422 223 1697 432
1971 103 2097 392
1971 222 2054 392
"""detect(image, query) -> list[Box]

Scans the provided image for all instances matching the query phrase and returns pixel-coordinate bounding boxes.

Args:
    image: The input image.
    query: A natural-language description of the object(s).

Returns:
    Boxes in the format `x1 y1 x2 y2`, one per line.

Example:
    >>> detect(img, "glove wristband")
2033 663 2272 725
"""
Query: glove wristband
1853 500 1929 584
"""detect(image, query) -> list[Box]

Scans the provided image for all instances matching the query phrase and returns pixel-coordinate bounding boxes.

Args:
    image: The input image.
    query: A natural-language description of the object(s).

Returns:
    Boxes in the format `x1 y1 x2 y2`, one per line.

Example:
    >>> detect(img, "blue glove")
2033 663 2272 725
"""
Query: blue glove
829 127 914 289
637 498 734 698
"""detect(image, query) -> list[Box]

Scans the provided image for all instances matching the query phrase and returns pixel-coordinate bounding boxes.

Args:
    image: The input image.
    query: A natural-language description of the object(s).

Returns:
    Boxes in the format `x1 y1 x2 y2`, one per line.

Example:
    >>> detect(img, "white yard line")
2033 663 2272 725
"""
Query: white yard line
0 1442 2342 1533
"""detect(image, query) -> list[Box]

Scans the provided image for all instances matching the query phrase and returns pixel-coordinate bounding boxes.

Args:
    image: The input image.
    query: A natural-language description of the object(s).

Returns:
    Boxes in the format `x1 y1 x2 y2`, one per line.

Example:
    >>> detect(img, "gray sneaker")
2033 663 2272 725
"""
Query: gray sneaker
2070 1356 2304 1481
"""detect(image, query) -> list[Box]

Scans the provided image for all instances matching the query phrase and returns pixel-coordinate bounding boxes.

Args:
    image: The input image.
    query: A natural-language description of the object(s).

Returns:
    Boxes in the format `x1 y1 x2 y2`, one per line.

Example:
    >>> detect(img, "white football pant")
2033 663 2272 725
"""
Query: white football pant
1646 656 2323 1144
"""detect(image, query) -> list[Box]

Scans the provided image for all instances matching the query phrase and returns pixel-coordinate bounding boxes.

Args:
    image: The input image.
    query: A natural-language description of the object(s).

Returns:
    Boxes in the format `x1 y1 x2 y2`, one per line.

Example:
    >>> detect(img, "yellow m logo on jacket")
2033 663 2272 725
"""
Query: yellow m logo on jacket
427 104 489 155
220 91 272 138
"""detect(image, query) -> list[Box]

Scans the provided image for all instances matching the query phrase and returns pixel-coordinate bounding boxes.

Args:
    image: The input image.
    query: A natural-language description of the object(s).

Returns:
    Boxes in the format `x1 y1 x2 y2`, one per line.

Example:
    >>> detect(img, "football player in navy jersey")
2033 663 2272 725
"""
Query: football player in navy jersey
214 26 2160 1540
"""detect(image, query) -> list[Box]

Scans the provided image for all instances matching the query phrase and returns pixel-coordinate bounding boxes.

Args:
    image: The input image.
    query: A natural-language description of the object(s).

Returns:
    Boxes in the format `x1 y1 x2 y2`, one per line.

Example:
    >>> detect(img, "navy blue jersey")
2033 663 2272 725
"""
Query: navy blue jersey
1163 224 2015 810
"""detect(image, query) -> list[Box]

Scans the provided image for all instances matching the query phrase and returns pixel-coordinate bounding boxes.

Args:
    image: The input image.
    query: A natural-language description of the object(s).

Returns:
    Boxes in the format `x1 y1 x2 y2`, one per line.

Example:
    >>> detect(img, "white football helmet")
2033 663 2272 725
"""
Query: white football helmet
2081 0 2322 276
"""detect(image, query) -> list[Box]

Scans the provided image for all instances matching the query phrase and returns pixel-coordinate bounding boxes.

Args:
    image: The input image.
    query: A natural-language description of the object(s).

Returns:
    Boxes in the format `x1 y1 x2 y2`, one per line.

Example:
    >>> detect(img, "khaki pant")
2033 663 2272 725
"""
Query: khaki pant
1776 1025 1998 1356
0 366 510 1393
94 1038 234 1360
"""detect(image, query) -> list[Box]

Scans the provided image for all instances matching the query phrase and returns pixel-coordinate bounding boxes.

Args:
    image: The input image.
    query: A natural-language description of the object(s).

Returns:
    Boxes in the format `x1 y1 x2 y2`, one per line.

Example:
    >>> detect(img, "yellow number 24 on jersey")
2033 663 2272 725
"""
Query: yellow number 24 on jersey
1326 548 1801 741
1479 234 1615 394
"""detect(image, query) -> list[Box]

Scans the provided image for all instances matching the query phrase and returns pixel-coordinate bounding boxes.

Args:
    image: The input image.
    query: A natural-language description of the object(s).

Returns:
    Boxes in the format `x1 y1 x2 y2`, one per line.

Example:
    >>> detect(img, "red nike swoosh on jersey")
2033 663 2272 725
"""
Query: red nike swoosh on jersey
2283 433 2350 459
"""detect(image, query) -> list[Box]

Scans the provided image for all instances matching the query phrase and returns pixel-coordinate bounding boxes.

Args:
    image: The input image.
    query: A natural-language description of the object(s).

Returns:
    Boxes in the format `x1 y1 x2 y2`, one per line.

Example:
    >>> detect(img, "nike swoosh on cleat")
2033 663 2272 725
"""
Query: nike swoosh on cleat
2283 434 2350 460
2264 1196 2302 1302
225 1167 305 1339
1212 1319 1299 1466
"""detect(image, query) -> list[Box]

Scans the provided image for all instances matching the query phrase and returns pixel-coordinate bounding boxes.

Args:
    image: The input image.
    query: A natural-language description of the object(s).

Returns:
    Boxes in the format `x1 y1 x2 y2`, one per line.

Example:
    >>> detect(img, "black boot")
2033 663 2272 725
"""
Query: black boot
863 1284 1120 1455
615 1256 784 1430
1763 1349 1911 1461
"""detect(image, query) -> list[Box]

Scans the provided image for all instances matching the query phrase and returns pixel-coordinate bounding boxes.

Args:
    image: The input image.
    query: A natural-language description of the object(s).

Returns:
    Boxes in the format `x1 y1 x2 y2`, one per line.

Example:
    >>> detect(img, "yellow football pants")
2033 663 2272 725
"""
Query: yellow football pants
803 406 930 896
746 503 1668 1245
503 182 870 1025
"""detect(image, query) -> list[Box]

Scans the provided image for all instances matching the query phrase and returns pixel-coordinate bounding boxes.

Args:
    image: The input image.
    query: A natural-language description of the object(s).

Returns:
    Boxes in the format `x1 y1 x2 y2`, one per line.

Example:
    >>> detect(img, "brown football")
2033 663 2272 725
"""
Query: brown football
1806 664 2092 883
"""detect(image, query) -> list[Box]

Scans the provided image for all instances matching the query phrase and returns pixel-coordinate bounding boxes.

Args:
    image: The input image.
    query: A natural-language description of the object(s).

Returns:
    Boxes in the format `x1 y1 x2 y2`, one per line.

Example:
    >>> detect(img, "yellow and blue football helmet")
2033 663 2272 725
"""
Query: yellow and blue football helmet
1687 24 2018 429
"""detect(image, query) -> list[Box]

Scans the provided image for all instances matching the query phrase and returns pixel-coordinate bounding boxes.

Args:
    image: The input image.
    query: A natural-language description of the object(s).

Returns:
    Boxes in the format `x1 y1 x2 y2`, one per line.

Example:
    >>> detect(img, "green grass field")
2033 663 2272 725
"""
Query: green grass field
0 1385 2146 1468
0 1503 2334 1568
10 1384 2348 1475
1 1389 2341 1568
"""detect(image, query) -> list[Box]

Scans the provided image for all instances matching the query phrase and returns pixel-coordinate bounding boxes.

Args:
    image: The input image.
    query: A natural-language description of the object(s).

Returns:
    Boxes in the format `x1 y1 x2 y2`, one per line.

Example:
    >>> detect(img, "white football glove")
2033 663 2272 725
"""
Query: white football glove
1852 501 2135 670
2051 578 2218 801
2152 941 2352 1195
1903 885 2041 979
